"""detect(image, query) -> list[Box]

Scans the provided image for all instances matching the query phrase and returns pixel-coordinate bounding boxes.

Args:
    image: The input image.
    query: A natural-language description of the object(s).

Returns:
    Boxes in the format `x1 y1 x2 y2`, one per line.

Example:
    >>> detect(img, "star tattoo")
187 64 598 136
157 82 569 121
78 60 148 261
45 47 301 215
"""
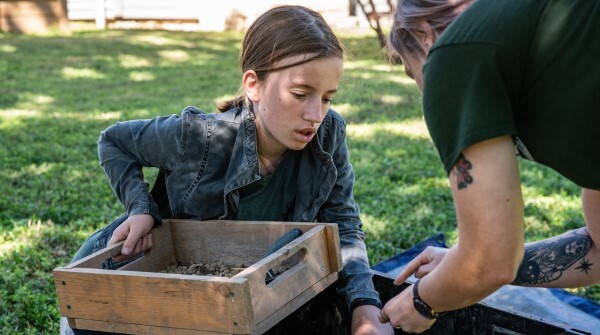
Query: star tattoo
575 258 593 275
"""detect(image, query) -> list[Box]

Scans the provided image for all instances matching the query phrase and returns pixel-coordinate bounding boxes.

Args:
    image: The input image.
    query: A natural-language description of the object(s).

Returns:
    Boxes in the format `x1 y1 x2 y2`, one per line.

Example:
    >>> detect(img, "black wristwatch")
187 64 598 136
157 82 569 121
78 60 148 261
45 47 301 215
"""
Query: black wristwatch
412 279 439 319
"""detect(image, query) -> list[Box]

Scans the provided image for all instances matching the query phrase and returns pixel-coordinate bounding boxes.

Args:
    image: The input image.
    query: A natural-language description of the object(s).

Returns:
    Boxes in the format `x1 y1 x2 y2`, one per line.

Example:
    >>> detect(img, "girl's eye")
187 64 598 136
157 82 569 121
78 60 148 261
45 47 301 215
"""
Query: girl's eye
322 98 333 104
292 92 306 99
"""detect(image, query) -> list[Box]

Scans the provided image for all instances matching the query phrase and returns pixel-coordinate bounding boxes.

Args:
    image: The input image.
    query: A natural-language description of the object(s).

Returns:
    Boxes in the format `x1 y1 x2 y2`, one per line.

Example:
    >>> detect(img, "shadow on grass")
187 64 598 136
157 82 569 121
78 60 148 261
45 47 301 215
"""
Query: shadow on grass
0 29 241 114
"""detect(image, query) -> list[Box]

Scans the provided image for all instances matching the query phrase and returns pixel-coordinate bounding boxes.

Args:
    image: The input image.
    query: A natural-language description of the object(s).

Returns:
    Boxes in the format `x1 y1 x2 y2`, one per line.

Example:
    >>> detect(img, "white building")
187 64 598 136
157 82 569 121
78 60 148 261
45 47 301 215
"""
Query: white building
65 0 376 31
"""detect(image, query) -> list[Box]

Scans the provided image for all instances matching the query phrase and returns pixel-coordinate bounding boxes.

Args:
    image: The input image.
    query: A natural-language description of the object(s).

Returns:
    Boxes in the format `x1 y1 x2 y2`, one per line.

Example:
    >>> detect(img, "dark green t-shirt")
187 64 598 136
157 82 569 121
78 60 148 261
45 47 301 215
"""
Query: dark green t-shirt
234 150 299 221
423 0 600 189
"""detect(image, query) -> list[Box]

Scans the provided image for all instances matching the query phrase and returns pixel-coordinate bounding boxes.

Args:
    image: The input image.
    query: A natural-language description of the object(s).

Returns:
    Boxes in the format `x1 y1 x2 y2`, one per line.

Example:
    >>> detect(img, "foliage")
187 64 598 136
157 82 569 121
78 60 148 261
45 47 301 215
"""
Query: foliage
0 27 596 334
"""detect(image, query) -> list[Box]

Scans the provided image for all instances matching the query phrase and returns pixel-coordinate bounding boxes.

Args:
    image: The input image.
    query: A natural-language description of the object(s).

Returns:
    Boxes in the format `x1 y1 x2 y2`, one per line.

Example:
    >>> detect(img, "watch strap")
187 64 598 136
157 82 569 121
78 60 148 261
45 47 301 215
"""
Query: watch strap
413 279 439 319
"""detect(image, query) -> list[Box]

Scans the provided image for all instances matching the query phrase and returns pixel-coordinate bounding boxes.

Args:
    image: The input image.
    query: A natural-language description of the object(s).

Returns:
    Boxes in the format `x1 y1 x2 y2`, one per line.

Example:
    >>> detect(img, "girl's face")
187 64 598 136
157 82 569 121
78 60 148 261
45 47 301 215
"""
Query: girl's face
247 55 343 156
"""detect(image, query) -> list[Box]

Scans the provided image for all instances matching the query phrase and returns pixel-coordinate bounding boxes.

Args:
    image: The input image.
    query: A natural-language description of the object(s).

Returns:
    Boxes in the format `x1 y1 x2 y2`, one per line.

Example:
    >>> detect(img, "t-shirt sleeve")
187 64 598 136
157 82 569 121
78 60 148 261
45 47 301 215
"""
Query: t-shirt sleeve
422 43 522 174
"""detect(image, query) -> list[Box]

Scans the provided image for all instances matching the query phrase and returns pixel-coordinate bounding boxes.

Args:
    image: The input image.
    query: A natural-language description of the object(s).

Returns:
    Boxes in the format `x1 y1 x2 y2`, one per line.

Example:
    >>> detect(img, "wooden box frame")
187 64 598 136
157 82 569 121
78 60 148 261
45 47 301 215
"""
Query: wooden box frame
53 219 342 335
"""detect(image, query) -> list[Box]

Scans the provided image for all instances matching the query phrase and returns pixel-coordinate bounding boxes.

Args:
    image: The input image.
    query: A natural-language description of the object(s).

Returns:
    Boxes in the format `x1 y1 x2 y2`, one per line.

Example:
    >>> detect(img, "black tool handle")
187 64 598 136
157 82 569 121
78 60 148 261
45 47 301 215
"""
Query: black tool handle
263 228 303 257
264 228 303 283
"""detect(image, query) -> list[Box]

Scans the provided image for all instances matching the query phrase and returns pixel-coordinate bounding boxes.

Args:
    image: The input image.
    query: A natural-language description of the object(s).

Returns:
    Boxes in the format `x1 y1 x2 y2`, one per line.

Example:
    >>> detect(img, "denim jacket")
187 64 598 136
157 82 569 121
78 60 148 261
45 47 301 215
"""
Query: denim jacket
97 106 380 309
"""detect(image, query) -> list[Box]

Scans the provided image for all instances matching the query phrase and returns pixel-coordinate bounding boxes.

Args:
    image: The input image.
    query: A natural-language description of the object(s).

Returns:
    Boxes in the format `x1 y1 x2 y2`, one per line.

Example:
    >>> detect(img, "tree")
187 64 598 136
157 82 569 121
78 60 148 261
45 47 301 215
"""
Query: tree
354 0 401 64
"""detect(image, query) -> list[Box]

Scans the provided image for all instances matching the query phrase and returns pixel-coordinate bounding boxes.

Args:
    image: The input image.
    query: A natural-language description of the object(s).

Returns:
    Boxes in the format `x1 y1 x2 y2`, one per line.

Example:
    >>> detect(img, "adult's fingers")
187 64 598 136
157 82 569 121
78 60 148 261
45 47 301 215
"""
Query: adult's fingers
393 253 428 285
394 246 449 285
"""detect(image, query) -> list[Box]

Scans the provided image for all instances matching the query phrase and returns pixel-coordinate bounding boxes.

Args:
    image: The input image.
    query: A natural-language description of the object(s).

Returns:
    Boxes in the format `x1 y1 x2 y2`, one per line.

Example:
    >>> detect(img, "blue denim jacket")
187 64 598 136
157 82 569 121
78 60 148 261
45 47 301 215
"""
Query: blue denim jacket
97 105 380 309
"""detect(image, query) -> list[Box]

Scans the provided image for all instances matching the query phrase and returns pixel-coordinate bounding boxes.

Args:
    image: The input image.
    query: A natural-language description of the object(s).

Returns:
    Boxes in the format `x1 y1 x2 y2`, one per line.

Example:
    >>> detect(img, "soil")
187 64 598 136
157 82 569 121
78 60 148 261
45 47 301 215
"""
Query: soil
160 261 247 277
159 250 303 278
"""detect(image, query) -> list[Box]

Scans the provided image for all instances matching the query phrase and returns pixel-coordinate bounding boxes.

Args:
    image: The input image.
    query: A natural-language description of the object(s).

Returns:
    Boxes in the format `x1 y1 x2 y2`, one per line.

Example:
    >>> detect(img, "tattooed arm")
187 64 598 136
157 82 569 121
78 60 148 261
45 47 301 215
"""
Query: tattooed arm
513 189 600 287
420 135 525 306
386 136 600 333
513 228 598 286
382 136 524 332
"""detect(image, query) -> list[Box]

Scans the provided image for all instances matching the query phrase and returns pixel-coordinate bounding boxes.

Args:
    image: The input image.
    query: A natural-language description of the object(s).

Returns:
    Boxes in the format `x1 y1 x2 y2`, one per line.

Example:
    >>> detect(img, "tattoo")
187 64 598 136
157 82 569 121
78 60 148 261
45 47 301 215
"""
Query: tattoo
453 153 473 190
575 258 593 275
513 228 593 285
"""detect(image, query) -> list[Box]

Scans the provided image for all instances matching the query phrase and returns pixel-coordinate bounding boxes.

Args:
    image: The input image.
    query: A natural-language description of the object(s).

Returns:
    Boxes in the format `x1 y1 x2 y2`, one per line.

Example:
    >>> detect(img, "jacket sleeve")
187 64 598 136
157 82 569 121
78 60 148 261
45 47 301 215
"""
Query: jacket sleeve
317 112 381 310
97 111 192 224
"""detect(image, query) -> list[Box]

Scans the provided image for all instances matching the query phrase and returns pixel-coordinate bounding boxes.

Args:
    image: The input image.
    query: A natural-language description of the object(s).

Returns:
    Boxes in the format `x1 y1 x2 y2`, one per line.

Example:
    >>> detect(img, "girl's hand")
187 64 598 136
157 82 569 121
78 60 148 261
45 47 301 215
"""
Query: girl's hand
351 305 394 335
108 214 154 262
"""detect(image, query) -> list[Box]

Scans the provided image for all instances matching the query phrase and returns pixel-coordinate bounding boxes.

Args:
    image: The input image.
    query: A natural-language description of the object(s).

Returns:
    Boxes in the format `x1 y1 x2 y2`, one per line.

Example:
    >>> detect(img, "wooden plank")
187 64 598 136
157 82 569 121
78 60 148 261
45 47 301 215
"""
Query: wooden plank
323 223 343 272
53 269 253 333
65 241 125 269
234 225 334 324
69 319 234 335
252 271 338 335
168 220 317 266
118 221 176 272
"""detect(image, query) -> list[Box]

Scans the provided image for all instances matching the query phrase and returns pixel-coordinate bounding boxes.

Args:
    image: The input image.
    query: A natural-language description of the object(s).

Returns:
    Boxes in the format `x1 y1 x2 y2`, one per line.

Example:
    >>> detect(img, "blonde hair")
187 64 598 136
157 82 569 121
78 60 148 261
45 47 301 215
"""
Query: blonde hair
388 0 473 61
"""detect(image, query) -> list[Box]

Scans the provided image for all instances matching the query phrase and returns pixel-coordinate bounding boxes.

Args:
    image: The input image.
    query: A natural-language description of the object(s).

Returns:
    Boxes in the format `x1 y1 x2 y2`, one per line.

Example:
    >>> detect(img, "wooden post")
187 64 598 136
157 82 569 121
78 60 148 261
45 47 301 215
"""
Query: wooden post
94 0 106 29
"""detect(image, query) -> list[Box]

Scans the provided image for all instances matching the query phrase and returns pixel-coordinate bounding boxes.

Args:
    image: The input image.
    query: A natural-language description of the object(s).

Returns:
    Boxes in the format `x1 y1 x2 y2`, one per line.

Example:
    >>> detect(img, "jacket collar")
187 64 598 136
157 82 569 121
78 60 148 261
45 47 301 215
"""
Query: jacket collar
224 106 261 194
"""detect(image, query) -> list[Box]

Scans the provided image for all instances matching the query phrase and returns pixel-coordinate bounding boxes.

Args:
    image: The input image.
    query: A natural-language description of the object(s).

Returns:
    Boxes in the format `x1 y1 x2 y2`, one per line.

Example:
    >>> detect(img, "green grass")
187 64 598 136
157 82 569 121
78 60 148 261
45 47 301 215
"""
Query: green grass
0 27 597 334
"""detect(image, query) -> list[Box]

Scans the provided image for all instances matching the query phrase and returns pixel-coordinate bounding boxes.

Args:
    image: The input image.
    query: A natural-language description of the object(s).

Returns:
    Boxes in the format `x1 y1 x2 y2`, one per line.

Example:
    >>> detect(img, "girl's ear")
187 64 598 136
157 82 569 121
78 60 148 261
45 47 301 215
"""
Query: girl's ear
243 70 260 102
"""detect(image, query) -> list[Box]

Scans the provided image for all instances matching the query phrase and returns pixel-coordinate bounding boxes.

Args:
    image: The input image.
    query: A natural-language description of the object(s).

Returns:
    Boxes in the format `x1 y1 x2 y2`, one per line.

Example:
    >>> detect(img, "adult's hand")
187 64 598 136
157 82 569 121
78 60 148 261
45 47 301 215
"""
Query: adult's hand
351 304 393 335
380 284 436 334
108 214 154 262
393 246 448 285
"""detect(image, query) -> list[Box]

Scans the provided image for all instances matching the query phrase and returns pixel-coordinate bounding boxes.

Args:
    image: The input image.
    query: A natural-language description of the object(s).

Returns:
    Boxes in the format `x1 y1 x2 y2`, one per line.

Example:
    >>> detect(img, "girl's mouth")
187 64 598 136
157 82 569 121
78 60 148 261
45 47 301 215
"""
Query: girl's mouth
296 127 316 142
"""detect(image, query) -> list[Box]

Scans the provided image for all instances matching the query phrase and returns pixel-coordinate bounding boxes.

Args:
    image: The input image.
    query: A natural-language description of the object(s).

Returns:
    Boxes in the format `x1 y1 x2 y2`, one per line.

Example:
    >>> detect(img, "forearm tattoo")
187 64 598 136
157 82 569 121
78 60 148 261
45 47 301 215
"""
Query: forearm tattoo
513 228 593 285
452 153 473 190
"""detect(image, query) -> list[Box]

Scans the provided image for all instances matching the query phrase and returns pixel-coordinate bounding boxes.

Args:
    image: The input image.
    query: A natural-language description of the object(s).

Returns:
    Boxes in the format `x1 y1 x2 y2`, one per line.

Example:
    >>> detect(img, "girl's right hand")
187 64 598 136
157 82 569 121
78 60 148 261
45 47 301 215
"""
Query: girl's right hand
108 214 155 262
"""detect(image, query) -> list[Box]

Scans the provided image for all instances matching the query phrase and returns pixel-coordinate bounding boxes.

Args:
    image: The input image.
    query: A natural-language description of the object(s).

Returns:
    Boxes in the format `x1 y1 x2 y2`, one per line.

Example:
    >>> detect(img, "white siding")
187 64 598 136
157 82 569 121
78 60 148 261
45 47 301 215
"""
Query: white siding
65 0 358 30
67 0 199 20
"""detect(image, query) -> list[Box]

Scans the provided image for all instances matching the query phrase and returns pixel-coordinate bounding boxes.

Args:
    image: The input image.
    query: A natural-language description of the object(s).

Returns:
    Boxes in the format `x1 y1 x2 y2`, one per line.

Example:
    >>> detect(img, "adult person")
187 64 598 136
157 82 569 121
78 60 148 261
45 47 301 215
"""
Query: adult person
65 5 393 335
378 0 600 333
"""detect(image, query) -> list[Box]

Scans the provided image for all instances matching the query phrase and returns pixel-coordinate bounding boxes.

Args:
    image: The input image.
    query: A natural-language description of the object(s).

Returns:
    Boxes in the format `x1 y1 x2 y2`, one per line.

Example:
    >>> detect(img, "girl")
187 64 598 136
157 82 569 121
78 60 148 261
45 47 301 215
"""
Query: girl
67 5 393 335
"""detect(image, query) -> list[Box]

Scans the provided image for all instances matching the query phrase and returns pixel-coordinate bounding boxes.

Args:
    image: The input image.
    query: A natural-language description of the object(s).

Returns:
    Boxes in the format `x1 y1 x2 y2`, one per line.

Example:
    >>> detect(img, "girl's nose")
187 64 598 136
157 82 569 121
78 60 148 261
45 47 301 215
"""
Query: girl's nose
304 99 324 123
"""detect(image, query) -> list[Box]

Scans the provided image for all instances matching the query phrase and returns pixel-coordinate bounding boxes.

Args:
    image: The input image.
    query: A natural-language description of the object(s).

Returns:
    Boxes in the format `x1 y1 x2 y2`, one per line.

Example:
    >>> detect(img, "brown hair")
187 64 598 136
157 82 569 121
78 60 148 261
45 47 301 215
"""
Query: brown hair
217 5 345 112
388 0 472 61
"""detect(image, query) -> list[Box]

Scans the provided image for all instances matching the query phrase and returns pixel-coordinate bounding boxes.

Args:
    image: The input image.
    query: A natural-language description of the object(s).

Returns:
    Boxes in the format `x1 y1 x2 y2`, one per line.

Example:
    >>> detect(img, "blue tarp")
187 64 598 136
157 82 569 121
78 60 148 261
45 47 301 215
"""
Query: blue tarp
372 233 600 334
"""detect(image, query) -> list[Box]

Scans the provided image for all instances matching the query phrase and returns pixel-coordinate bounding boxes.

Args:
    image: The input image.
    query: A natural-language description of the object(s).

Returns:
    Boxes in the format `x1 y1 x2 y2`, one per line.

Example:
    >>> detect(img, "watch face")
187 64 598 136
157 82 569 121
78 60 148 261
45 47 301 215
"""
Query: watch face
414 299 435 319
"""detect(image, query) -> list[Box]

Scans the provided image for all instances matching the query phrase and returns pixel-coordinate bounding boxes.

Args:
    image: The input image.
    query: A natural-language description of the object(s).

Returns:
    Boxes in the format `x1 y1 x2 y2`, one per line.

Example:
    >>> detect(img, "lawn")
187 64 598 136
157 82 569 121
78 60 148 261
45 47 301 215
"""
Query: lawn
0 26 596 334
